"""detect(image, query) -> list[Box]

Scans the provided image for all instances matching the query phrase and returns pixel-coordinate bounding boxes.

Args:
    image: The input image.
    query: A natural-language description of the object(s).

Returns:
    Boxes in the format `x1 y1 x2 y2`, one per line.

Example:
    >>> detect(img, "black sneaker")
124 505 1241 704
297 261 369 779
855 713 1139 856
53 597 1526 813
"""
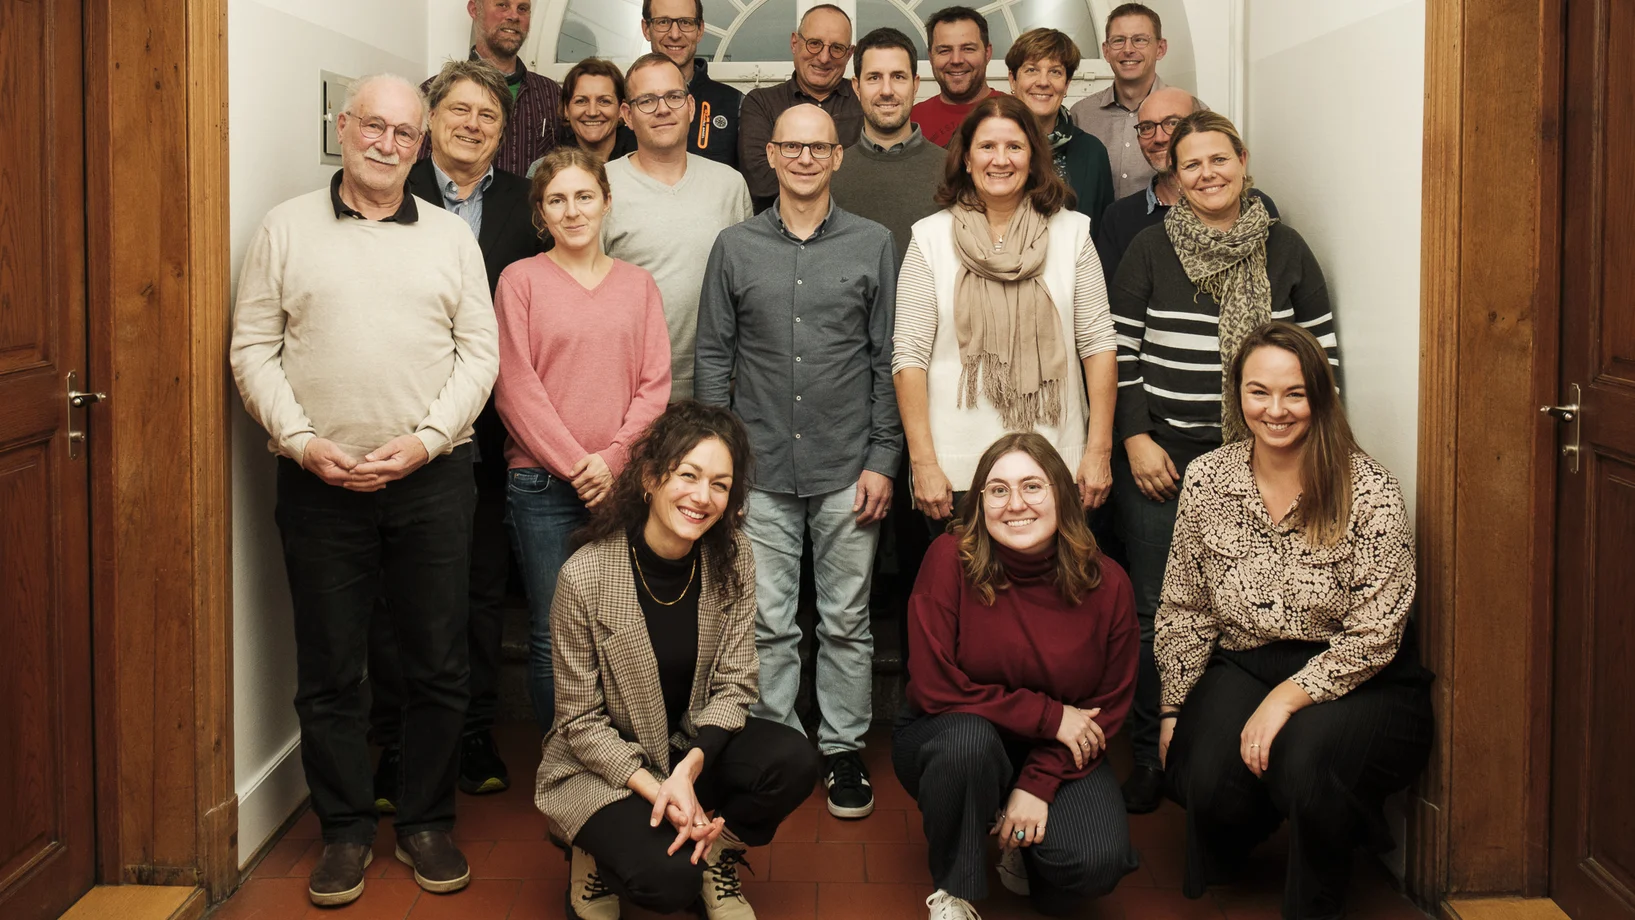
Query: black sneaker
1122 764 1165 814
457 730 510 795
824 751 874 819
373 746 401 814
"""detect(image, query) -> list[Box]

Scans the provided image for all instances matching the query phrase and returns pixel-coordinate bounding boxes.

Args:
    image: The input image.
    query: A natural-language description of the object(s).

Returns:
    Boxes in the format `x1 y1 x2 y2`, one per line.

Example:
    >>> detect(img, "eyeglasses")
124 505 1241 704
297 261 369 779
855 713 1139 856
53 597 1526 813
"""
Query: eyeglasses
349 114 423 148
630 90 689 114
981 479 1051 508
773 140 836 159
1105 35 1154 50
1135 115 1183 138
646 16 701 34
798 33 852 59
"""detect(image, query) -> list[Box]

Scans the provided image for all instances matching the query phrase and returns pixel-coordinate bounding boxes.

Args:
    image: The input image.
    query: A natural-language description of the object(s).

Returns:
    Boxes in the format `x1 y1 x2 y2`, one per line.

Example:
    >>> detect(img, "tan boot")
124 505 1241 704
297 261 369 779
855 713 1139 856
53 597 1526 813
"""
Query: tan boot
567 846 620 920
700 834 756 919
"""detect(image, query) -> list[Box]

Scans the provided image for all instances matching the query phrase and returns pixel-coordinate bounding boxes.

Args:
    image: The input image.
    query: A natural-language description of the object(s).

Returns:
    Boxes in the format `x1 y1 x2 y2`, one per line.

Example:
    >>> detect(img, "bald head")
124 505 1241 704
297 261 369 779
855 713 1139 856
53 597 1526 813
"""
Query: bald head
1136 87 1202 173
766 103 843 203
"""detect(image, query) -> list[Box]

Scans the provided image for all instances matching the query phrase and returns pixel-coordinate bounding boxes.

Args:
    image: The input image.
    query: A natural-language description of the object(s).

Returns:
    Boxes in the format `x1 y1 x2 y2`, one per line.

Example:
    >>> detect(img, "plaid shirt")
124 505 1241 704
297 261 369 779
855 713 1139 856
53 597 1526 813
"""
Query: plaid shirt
420 51 562 178
534 531 760 842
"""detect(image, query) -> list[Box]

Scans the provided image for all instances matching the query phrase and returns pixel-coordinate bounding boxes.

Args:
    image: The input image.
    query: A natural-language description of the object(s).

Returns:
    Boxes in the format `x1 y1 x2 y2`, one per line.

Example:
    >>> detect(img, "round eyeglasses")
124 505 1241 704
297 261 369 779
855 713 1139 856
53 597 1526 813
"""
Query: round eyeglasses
630 90 689 114
981 480 1051 508
349 114 422 148
798 33 852 59
1135 116 1184 139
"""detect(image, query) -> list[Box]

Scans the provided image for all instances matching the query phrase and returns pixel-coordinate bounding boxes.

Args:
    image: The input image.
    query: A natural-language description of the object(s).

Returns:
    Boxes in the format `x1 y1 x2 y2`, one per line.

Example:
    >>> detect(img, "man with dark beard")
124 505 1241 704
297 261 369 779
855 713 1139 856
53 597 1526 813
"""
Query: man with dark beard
830 27 945 266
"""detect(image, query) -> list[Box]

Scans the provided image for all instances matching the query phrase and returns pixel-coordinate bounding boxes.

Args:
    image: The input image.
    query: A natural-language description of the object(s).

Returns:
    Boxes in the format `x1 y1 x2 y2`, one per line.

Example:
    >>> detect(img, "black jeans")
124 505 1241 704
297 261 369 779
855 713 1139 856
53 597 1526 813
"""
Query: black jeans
572 718 820 914
893 711 1137 915
275 444 476 843
1165 640 1433 920
368 457 509 745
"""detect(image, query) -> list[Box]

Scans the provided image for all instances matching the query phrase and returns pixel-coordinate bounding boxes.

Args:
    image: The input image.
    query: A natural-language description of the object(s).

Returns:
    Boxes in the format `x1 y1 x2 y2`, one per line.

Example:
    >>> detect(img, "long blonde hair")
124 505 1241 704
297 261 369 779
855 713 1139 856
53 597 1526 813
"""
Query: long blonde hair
1229 321 1358 546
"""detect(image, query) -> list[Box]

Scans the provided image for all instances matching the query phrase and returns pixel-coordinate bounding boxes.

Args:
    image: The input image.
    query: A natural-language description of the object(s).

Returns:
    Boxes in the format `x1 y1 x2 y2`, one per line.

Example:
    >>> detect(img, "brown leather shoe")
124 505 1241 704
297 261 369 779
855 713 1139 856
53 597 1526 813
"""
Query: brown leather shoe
307 841 373 906
395 830 470 894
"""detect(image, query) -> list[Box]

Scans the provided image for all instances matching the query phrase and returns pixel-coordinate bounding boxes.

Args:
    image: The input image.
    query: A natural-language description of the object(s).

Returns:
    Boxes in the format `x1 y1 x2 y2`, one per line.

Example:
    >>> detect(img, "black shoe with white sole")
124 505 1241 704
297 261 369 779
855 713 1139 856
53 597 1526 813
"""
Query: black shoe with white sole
824 751 874 819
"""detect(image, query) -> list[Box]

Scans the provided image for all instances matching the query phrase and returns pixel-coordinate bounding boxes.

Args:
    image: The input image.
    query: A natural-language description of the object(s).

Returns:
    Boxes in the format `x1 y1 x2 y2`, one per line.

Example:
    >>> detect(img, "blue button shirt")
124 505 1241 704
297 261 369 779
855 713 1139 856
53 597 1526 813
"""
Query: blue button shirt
432 161 494 238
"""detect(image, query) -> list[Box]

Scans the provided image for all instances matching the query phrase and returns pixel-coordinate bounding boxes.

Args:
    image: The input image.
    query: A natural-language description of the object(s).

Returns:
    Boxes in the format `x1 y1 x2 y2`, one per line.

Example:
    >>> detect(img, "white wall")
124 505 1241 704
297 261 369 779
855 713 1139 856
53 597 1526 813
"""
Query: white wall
229 0 428 865
1244 0 1424 507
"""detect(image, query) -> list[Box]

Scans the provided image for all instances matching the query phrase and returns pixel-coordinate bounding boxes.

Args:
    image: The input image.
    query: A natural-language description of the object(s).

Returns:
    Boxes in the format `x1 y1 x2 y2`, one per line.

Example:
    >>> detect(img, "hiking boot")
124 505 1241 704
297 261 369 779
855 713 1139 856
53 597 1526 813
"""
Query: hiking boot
925 889 983 920
394 830 470 894
372 746 401 814
824 751 874 819
307 841 372 906
457 730 510 795
701 836 756 919
567 846 620 919
996 846 1029 896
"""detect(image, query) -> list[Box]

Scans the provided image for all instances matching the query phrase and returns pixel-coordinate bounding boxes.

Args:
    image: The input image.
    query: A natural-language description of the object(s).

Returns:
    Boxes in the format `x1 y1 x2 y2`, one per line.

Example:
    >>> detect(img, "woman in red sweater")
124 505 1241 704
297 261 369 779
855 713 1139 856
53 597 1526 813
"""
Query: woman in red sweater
894 432 1140 920
494 146 672 736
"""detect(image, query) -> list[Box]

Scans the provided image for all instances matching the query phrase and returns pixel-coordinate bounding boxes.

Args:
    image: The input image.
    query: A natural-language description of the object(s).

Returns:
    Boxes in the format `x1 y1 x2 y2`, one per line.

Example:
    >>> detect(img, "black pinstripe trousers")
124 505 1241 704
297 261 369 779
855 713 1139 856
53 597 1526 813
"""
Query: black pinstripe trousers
893 711 1139 915
1165 641 1433 920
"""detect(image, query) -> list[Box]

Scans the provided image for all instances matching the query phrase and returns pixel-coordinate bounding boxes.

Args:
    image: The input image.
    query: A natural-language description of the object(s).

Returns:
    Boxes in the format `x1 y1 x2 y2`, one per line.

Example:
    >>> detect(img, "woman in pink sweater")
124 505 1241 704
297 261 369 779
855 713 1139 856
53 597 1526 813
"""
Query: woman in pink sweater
494 146 672 734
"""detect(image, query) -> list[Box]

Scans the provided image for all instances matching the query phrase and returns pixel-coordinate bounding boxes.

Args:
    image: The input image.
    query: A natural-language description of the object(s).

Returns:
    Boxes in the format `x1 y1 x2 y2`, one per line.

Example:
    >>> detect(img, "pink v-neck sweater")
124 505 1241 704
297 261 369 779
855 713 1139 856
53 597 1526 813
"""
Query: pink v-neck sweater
493 254 672 478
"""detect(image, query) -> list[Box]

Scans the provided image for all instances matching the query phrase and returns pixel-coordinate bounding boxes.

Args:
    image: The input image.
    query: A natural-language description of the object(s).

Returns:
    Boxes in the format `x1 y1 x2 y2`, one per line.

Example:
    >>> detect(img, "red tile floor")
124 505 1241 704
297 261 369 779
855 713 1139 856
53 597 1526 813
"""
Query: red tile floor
211 723 1430 920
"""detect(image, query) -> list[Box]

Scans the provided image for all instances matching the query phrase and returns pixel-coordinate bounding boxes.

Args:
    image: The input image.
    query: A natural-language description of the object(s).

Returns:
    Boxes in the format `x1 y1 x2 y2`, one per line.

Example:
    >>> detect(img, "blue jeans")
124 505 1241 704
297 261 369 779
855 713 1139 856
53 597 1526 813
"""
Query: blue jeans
743 485 880 754
1110 451 1182 769
505 467 590 733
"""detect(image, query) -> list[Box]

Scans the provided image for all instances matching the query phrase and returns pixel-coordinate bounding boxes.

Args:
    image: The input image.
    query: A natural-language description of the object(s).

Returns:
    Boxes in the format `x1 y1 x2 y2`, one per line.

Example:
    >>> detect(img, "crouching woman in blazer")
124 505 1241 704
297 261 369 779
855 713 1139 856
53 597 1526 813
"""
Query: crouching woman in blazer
537 402 821 920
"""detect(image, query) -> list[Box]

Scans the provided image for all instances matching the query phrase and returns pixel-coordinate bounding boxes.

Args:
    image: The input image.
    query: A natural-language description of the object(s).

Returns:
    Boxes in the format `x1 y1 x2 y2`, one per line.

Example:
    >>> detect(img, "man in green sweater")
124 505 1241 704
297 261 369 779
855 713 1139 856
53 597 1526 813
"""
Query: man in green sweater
830 27 947 266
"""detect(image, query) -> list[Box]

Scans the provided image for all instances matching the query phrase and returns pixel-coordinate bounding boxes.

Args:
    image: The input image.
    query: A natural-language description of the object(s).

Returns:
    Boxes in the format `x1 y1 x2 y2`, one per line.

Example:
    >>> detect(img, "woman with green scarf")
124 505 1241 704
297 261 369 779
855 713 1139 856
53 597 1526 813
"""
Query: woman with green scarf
1105 109 1337 816
1005 28 1115 227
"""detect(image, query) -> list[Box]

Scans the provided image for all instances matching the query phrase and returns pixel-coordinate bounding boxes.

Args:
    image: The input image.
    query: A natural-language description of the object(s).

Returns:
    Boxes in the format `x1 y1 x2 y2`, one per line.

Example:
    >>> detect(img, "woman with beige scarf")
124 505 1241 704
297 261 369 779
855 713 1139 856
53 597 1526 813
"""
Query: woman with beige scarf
1104 110 1336 816
892 94 1119 529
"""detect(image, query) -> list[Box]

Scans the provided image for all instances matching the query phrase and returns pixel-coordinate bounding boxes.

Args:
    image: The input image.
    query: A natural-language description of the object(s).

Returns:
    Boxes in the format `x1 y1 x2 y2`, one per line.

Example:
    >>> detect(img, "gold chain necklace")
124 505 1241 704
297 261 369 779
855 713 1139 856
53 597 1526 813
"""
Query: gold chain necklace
631 544 697 606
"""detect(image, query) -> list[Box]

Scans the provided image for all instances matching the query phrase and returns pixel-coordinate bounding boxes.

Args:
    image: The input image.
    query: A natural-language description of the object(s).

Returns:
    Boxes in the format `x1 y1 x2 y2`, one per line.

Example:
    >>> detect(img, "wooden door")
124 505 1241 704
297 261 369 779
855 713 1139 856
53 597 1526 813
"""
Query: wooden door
1550 1 1635 919
0 0 98 918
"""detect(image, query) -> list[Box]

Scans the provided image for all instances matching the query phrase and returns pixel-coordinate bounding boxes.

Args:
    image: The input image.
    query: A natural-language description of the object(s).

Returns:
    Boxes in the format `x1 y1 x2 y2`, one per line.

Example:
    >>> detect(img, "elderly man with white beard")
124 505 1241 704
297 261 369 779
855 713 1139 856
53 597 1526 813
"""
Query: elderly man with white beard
231 73 498 909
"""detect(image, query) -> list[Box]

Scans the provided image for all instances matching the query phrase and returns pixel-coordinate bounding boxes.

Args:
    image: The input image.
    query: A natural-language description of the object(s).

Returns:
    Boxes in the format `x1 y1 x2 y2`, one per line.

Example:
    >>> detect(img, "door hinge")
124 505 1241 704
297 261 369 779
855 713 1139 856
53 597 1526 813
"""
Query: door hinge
66 371 107 460
1540 382 1581 473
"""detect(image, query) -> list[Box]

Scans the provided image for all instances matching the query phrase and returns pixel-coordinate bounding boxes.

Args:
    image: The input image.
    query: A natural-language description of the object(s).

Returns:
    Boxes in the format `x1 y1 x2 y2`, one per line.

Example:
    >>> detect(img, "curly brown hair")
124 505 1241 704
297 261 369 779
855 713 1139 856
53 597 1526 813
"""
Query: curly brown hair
949 432 1103 605
573 402 755 604
935 94 1074 216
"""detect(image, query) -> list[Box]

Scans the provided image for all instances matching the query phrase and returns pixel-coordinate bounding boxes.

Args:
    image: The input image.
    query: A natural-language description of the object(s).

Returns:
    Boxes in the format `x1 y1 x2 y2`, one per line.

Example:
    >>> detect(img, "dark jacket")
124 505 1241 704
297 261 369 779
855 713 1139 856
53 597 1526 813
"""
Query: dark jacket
406 158 544 470
686 58 744 169
1054 119 1115 228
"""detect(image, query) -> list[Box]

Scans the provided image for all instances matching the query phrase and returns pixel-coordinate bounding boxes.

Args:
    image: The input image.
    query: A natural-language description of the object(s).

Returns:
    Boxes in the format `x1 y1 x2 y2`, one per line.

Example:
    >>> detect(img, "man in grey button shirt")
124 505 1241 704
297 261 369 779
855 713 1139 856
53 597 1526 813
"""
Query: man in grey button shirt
1069 3 1169 200
696 104 901 822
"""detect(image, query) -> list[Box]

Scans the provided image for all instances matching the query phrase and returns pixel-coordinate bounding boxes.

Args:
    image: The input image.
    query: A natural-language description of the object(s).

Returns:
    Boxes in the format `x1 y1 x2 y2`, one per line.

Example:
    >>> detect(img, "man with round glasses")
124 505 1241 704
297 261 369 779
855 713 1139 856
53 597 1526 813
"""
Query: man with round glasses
738 3 863 212
231 73 498 907
640 0 744 168
603 53 752 402
1069 3 1169 200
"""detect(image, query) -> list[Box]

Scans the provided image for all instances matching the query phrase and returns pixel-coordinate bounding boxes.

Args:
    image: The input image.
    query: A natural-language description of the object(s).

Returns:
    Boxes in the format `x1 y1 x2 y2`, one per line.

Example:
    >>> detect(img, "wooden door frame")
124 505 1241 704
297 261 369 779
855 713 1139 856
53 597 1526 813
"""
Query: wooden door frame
82 0 236 903
1411 0 1564 907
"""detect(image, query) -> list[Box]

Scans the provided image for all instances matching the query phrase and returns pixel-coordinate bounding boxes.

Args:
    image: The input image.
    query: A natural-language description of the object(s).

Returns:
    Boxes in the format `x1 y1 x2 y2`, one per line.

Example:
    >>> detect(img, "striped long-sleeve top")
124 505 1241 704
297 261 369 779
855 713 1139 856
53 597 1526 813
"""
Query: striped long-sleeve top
1108 220 1336 469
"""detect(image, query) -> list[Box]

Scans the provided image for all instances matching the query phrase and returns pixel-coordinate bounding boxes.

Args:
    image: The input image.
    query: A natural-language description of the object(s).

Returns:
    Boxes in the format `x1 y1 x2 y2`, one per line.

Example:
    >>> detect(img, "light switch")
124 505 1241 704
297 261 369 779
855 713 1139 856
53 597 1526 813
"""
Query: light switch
320 71 351 165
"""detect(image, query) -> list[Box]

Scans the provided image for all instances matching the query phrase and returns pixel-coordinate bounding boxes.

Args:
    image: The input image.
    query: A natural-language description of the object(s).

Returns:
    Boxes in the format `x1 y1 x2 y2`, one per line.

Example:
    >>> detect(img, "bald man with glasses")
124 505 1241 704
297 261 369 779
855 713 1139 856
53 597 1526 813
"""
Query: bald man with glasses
737 3 864 212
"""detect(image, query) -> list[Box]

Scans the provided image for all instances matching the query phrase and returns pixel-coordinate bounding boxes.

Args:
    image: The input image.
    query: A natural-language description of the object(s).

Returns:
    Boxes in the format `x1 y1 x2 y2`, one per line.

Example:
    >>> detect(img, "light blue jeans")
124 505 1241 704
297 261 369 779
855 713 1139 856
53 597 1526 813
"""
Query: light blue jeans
504 467 590 733
743 485 879 754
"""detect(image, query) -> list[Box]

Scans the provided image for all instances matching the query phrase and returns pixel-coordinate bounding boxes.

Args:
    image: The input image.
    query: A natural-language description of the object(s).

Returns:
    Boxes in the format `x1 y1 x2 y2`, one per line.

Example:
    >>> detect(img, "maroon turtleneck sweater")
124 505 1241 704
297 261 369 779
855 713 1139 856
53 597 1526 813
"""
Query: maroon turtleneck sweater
905 533 1140 802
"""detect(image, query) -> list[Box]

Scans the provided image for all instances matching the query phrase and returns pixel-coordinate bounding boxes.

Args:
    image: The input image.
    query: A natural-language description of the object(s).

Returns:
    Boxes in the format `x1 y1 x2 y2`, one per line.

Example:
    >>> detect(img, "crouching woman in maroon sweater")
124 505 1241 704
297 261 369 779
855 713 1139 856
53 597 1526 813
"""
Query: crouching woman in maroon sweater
894 432 1141 920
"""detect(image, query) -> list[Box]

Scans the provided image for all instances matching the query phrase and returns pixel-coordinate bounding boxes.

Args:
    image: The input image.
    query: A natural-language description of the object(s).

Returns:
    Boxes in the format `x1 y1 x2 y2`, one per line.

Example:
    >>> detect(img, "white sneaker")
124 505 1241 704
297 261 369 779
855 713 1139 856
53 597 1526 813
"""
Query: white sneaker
926 889 983 920
567 846 621 920
996 847 1030 896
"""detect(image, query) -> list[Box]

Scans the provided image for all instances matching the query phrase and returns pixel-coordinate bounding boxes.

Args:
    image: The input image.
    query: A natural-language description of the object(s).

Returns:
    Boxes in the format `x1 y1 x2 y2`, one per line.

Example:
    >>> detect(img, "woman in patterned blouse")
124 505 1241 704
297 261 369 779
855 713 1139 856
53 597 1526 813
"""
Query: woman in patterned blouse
1154 321 1433 920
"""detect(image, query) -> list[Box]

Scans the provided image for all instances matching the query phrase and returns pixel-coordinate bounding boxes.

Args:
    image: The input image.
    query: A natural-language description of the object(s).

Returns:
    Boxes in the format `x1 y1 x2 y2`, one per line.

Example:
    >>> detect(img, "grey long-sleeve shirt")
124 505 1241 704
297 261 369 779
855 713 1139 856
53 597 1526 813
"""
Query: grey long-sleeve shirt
694 202 903 497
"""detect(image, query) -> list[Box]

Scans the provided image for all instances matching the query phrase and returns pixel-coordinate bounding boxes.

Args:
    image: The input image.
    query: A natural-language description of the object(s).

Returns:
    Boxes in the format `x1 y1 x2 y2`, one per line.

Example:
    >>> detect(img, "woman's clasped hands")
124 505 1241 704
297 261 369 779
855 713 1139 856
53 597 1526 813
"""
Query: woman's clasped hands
1055 705 1105 769
648 749 725 864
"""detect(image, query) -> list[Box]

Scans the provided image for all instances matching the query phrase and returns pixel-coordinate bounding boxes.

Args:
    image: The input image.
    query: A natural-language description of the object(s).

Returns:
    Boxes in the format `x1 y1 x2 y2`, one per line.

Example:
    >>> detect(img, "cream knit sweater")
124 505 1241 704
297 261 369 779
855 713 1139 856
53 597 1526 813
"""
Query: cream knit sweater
231 186 499 462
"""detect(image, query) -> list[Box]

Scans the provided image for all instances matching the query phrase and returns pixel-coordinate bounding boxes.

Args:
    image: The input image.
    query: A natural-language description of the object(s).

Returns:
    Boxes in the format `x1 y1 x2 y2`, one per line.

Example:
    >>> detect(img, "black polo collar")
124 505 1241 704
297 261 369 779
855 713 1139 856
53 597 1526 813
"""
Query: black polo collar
329 170 419 223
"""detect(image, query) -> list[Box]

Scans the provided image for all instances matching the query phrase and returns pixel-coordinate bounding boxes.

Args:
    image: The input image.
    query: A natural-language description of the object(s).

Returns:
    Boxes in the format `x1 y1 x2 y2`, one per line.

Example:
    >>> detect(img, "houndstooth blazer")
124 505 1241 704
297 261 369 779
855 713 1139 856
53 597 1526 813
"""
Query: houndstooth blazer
534 529 759 842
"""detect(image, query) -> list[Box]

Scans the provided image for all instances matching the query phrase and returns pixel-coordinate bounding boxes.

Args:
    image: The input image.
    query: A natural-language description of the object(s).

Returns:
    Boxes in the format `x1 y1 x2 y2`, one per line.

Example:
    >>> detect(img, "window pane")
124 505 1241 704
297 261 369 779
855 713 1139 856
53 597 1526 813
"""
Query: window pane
855 0 927 60
557 0 645 62
1003 0 1100 60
